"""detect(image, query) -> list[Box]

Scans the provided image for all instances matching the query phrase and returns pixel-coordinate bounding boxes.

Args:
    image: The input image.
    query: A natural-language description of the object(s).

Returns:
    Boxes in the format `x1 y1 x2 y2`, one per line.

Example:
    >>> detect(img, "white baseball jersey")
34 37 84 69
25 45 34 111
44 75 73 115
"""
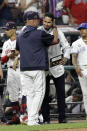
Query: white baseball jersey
38 26 70 78
71 37 87 76
71 37 87 114
1 39 21 102
1 39 16 67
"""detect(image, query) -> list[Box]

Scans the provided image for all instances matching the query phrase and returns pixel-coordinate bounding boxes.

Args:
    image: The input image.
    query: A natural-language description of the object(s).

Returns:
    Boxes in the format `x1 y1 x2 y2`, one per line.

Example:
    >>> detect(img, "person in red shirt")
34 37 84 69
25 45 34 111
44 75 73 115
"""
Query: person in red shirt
64 0 87 25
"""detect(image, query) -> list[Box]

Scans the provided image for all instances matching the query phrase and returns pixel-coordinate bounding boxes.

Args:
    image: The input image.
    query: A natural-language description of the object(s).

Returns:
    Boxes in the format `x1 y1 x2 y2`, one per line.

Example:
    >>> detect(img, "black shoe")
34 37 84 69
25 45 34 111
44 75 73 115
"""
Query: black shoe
1 117 8 123
59 118 67 123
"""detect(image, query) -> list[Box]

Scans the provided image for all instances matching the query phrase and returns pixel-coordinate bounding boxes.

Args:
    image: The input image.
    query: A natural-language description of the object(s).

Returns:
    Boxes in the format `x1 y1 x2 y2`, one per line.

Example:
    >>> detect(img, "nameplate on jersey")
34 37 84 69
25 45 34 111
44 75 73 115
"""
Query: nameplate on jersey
50 54 63 67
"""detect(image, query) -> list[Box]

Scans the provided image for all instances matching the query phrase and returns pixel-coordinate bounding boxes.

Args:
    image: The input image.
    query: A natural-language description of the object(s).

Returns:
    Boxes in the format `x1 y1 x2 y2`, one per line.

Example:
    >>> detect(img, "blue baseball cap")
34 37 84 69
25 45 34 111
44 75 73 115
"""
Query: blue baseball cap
24 11 40 21
78 23 87 30
3 21 17 30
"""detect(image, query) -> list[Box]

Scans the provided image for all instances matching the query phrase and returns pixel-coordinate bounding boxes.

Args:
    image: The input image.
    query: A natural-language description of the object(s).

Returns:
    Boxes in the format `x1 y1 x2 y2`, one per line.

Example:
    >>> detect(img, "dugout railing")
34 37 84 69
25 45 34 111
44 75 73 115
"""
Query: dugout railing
0 66 86 120
49 102 86 121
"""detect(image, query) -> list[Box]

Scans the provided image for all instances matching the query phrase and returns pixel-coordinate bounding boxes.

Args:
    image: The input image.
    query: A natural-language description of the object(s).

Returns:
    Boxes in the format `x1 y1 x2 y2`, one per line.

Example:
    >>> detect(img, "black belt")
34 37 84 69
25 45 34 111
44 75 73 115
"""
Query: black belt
8 66 18 68
8 66 13 68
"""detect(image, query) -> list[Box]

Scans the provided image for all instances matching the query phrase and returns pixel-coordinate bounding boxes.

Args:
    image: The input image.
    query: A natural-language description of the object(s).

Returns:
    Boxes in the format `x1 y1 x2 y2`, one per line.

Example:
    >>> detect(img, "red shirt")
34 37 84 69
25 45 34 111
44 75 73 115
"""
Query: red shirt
64 0 87 24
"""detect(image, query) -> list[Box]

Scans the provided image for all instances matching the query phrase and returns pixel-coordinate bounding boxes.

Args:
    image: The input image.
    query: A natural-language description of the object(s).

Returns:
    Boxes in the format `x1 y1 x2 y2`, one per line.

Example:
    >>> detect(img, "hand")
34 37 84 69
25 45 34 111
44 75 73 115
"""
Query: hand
0 64 3 79
0 70 3 79
59 57 67 65
53 27 57 35
13 58 19 71
75 66 83 77
53 27 59 44
7 50 15 59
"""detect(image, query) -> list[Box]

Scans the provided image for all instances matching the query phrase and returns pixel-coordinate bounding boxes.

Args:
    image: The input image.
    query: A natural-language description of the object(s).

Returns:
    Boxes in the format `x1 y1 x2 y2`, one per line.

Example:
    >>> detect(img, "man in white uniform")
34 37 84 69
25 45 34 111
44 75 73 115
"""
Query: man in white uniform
38 13 70 123
71 23 87 117
1 22 21 124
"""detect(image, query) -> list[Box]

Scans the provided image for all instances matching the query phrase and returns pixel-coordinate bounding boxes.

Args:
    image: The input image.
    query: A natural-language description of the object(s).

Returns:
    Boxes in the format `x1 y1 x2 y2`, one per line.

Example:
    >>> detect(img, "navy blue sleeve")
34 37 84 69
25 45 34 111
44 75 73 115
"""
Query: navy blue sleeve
16 36 19 51
41 31 54 46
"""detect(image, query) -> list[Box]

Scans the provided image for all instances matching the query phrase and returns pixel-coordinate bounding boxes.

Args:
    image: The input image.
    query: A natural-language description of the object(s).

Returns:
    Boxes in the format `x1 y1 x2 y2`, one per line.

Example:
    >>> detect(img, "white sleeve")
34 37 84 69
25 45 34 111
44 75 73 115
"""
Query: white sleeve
58 29 71 59
65 96 72 103
1 42 7 57
37 26 43 30
71 42 79 54
1 41 11 57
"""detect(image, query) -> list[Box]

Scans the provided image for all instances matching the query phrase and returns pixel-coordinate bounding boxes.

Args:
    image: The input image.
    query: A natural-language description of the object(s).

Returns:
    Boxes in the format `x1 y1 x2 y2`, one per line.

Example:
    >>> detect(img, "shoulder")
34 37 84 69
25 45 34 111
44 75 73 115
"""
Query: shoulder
72 38 82 47
3 39 10 46
36 28 47 35
37 26 44 30
57 29 65 37
57 29 63 34
2 40 10 51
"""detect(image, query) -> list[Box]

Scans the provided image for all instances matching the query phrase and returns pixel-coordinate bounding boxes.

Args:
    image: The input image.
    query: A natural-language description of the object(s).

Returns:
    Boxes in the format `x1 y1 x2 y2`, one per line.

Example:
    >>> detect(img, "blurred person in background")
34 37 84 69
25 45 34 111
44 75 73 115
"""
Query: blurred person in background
7 0 24 25
0 0 24 26
49 0 64 25
19 0 44 24
63 0 87 26
66 88 85 114
0 0 13 26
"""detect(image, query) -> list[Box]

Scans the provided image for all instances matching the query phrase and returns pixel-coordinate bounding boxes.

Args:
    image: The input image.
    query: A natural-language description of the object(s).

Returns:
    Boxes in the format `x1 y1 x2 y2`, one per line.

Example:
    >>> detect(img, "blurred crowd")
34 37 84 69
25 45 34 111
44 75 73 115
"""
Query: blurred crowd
0 0 87 27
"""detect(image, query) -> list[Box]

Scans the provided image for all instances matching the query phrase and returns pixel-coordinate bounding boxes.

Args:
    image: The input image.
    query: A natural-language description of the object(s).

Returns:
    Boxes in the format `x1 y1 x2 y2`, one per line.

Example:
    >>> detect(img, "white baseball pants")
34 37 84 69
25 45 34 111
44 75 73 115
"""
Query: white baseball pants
20 70 46 125
7 68 21 102
78 75 87 114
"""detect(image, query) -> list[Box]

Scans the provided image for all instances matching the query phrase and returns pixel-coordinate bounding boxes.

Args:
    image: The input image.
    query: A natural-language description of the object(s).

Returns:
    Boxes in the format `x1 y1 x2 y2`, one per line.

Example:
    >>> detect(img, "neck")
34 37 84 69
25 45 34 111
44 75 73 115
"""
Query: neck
10 34 16 41
82 37 87 44
27 20 36 27
82 36 87 40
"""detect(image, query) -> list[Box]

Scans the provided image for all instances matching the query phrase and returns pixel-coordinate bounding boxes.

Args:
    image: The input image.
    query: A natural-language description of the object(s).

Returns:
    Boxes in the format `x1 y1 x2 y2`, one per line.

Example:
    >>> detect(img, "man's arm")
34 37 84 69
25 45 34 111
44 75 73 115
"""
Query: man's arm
1 41 18 64
1 49 16 64
41 31 54 46
0 61 3 79
72 53 82 77
58 29 70 65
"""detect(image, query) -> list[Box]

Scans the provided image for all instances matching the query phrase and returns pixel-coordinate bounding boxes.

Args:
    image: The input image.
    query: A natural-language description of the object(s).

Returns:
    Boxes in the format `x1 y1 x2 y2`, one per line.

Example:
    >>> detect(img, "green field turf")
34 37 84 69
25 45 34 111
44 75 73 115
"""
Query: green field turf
0 122 87 131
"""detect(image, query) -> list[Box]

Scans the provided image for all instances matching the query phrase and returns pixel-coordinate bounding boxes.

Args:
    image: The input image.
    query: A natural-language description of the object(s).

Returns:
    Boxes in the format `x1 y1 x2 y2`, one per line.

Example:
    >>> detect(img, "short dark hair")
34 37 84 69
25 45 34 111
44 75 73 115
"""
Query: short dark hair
44 12 54 21
72 88 82 97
